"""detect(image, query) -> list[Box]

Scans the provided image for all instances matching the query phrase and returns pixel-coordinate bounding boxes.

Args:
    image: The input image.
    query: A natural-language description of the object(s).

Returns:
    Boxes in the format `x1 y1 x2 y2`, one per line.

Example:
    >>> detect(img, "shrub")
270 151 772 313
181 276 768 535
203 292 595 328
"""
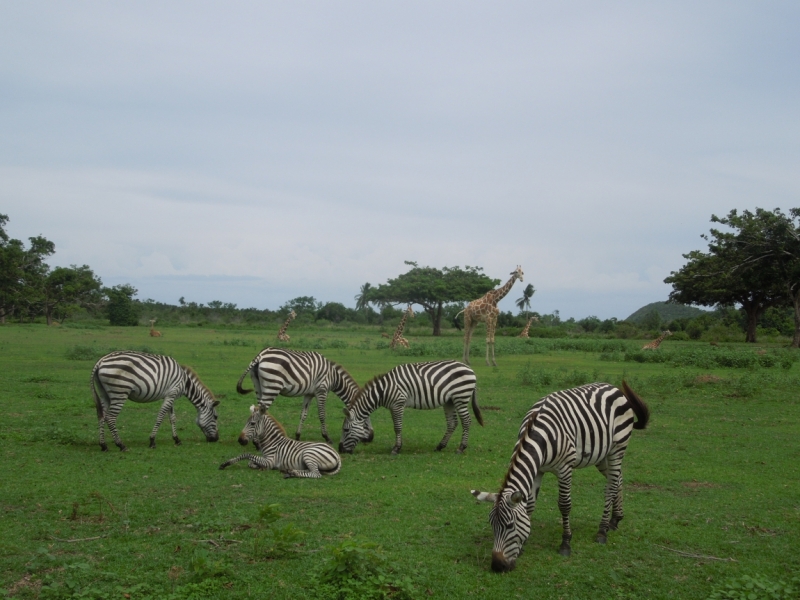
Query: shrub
311 540 415 600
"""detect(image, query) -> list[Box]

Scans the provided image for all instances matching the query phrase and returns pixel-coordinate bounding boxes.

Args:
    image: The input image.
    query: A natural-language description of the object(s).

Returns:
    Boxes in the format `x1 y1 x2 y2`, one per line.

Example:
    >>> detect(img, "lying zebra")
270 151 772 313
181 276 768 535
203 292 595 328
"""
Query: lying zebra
220 406 342 478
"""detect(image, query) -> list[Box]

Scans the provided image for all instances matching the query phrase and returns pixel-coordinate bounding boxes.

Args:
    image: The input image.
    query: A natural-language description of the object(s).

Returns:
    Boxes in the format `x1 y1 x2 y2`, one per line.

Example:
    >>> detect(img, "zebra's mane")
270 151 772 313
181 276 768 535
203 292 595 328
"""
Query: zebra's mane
500 411 539 492
346 372 386 410
182 366 215 400
331 361 360 391
265 413 287 437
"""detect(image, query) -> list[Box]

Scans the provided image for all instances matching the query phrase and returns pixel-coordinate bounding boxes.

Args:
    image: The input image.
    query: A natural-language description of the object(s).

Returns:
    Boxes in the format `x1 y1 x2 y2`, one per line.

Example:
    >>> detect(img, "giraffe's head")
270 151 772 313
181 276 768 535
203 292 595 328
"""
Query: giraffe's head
511 265 524 282
406 305 415 319
289 310 297 319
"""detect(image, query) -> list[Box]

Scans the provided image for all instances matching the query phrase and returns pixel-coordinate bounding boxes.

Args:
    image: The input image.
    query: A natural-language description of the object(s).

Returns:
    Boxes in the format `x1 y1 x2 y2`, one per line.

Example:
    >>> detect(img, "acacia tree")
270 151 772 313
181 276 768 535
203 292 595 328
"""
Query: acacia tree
710 208 800 347
367 262 498 336
665 209 786 343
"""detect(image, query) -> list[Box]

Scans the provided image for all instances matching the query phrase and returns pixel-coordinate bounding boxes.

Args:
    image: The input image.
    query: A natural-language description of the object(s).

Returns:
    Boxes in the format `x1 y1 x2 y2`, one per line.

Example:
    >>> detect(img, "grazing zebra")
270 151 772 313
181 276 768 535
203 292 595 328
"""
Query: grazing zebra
471 381 649 572
91 351 220 451
219 406 342 478
236 348 371 444
340 360 483 455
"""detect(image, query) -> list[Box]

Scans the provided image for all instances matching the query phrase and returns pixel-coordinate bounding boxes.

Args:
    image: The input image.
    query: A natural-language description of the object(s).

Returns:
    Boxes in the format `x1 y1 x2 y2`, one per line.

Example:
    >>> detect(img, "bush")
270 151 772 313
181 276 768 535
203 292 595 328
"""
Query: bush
311 540 415 600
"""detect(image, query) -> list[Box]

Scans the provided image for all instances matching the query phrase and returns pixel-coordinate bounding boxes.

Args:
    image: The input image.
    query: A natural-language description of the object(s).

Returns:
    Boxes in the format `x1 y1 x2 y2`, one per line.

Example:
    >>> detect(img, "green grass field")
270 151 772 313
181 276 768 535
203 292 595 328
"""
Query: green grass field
1 324 798 599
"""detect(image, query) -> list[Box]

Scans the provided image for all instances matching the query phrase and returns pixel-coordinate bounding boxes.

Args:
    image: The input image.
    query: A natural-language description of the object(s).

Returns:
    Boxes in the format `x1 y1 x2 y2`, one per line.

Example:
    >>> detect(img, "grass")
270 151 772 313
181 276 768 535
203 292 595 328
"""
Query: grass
0 324 799 599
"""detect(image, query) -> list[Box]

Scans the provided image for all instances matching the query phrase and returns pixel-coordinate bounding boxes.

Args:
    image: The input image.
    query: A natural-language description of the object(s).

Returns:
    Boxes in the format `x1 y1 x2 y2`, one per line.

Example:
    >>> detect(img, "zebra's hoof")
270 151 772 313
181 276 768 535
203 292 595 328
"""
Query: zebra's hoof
456 446 466 454
219 464 227 470
596 533 607 544
149 438 156 449
558 544 571 557
609 516 622 530
391 448 401 455
100 444 108 452
119 446 129 452
435 444 445 451
295 433 301 441
173 437 182 446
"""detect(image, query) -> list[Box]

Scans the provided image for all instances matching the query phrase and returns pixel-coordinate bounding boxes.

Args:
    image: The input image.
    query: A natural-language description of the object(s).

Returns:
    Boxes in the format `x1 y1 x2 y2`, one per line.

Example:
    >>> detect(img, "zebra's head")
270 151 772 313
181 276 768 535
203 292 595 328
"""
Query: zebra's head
239 405 265 447
339 407 372 454
471 489 530 572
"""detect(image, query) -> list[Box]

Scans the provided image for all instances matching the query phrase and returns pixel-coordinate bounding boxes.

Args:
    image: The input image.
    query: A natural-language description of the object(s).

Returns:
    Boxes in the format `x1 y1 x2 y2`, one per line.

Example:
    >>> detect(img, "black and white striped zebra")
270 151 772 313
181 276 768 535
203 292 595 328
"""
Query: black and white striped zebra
91 351 220 451
471 381 649 572
339 360 483 455
219 405 342 478
236 348 370 444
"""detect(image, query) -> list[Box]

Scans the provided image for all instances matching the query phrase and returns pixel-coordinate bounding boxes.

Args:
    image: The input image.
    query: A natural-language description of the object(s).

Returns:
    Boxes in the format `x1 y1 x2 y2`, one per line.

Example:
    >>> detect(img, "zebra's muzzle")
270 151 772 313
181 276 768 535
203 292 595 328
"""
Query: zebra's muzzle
238 433 249 446
491 551 515 573
206 433 219 442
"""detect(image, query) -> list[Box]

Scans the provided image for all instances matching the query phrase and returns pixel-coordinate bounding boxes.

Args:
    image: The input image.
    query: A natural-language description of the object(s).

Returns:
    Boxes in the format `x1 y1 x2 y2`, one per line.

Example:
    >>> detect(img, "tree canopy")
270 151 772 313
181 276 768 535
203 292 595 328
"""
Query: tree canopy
664 208 793 343
367 262 499 335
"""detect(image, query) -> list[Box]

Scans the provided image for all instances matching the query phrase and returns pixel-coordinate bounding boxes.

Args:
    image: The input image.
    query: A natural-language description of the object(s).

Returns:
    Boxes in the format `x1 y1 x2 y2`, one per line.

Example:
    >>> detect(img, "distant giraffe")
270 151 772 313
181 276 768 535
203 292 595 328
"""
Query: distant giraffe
390 305 414 349
458 266 524 366
149 319 162 338
642 330 672 350
277 310 297 342
517 315 539 338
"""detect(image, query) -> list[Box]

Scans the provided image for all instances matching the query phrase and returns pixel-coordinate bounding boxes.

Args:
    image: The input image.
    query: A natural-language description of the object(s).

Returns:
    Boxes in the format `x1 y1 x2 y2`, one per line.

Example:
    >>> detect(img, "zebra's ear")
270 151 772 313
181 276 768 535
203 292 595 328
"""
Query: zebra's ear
471 490 497 503
212 400 220 408
258 404 267 415
509 491 525 505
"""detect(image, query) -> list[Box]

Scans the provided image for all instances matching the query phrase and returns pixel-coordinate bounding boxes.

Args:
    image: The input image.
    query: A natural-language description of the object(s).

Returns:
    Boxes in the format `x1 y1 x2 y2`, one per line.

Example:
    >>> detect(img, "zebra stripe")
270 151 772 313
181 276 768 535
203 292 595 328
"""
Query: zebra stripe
471 381 649 572
236 348 368 444
219 406 341 478
340 360 483 455
91 351 219 452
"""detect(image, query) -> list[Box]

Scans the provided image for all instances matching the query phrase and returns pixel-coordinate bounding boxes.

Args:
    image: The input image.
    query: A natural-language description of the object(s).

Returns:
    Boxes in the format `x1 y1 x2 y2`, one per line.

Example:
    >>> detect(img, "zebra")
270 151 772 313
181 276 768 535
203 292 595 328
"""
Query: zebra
339 360 483 455
236 348 371 444
219 405 342 478
471 381 649 572
91 351 220 451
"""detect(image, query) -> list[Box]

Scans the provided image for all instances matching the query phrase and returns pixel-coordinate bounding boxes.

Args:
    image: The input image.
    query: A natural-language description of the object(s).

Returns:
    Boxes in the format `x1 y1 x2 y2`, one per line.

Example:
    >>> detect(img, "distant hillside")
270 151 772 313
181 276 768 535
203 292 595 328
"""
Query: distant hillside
626 301 708 323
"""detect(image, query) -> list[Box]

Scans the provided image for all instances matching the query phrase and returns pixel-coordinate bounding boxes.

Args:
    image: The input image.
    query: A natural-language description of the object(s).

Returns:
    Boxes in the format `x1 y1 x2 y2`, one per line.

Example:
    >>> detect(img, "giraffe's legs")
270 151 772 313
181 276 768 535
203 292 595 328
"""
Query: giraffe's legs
462 315 476 365
485 315 498 367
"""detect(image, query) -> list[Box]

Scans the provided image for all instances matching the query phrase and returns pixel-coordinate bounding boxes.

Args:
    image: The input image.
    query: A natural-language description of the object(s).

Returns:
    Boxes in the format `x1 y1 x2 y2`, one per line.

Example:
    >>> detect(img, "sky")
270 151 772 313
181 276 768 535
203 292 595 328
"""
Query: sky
1 2 798 319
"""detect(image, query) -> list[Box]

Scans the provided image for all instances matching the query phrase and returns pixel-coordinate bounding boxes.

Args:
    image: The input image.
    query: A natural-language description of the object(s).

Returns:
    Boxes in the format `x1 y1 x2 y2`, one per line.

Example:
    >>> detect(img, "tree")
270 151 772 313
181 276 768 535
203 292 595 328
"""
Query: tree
367 262 499 335
354 283 373 312
316 302 348 323
0 214 55 323
515 284 536 316
280 296 320 316
42 265 103 325
106 284 140 326
665 209 786 343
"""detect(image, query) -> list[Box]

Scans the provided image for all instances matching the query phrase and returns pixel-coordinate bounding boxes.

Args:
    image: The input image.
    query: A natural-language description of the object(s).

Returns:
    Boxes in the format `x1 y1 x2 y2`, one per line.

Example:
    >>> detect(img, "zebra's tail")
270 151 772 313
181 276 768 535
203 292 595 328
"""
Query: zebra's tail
471 388 484 427
90 364 104 420
237 358 259 395
621 380 649 430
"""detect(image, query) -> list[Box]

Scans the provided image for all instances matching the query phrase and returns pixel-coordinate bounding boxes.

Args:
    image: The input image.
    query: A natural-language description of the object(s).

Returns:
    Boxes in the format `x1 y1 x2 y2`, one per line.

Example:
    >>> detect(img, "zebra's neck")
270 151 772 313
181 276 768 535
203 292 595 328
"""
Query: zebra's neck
330 363 360 404
501 428 546 496
353 382 385 420
183 370 206 408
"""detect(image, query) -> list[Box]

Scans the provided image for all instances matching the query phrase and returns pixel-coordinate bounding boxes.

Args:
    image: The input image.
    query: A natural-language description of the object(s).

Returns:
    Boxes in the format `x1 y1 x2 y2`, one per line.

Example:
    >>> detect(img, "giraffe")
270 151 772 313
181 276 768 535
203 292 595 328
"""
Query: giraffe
642 330 672 350
459 265 524 366
517 315 539 338
390 305 414 349
277 310 297 342
149 319 162 338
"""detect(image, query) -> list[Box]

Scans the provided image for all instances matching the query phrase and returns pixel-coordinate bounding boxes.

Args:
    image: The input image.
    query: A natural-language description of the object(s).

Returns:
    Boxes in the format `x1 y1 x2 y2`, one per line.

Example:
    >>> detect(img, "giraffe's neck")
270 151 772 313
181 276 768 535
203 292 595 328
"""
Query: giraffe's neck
522 316 534 335
489 274 519 304
278 315 294 336
395 310 410 336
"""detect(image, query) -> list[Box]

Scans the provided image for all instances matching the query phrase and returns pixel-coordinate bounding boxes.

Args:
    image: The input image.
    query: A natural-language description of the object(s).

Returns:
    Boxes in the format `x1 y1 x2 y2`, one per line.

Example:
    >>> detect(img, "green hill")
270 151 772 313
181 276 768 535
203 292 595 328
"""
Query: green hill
626 301 708 323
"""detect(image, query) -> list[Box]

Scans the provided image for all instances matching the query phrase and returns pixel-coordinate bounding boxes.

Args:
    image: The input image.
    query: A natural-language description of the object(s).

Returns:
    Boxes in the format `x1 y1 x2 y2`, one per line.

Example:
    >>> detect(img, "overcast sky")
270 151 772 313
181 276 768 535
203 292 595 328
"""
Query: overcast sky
2 2 798 319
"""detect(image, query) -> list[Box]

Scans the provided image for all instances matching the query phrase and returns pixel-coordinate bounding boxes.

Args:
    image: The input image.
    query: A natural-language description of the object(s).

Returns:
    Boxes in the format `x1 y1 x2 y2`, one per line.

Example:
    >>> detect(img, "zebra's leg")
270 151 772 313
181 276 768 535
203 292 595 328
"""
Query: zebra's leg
296 394 314 441
556 466 574 556
149 396 176 448
435 401 458 451
316 391 333 444
97 398 109 452
454 401 473 454
284 455 323 479
390 405 405 455
597 452 625 542
168 404 182 446
219 453 272 470
104 398 129 452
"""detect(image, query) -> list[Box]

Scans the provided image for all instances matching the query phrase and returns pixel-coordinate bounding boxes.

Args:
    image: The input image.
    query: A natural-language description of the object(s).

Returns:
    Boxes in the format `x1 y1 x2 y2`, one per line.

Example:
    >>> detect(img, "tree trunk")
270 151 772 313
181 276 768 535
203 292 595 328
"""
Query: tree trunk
743 303 760 343
432 303 443 336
